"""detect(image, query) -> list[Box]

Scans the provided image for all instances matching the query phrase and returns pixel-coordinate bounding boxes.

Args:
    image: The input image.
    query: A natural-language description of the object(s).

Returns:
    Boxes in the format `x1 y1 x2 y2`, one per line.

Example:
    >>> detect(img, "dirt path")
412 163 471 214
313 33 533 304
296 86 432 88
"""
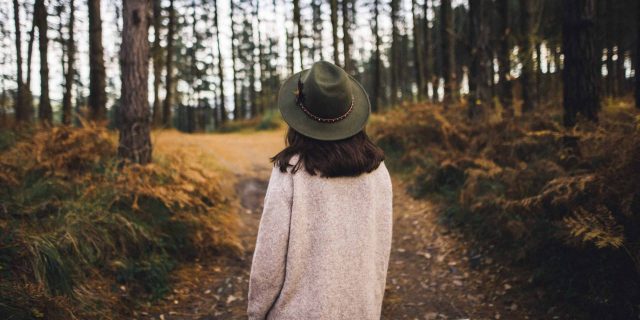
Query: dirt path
134 130 543 320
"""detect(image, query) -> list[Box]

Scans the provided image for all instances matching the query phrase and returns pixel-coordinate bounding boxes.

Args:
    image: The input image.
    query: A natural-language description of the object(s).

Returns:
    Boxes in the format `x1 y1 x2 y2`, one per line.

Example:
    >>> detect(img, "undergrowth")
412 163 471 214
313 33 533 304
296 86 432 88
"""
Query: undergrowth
372 102 640 319
0 124 241 319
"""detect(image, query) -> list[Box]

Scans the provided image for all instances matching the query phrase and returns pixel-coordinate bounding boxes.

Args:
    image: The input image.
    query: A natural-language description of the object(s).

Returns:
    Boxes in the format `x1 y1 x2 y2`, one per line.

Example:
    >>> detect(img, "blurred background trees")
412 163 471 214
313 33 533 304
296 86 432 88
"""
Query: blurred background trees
0 0 638 131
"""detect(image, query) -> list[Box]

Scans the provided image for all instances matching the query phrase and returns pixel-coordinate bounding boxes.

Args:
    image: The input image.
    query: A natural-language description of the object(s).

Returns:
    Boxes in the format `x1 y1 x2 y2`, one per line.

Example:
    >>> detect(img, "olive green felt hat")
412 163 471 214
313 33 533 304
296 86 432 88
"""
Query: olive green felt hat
277 61 371 141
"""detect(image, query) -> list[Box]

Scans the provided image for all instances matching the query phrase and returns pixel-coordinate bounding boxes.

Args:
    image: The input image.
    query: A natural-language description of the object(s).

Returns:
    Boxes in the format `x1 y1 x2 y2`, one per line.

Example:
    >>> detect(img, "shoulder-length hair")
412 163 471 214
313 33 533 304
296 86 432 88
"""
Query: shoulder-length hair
271 127 385 178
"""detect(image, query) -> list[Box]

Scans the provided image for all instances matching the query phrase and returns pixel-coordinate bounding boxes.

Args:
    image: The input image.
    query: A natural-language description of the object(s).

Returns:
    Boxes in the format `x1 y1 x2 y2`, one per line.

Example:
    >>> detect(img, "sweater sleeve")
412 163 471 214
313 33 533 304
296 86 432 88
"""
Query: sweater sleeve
247 166 293 320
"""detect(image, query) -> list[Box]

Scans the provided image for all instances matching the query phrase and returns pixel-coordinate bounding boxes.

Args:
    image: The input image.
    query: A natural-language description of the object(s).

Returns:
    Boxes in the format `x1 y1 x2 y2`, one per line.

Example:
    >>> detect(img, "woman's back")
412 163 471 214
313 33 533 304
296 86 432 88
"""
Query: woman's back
248 161 393 319
248 61 392 319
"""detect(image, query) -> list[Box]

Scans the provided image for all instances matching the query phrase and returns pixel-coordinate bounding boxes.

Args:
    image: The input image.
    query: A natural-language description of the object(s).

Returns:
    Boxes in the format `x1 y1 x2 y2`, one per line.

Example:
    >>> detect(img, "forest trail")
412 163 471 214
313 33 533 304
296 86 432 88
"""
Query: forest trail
135 129 539 320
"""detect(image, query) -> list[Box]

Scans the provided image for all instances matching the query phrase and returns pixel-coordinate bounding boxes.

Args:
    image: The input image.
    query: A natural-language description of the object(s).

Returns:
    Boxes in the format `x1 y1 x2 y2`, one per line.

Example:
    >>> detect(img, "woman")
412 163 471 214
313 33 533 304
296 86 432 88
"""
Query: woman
248 61 393 320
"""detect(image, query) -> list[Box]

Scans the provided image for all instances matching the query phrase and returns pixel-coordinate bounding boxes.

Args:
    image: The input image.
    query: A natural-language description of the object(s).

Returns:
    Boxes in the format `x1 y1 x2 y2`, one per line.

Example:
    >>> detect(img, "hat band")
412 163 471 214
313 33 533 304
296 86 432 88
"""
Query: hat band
296 76 354 123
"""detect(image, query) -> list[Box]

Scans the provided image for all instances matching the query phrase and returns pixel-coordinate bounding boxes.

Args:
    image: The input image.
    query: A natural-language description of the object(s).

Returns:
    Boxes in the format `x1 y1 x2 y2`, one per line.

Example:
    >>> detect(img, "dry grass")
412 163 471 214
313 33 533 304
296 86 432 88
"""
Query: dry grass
371 101 640 317
0 123 242 319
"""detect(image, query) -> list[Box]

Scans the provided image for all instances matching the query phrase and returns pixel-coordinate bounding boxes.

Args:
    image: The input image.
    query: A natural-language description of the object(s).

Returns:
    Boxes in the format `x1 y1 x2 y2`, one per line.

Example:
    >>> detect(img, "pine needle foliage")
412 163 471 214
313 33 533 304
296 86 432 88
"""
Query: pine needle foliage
0 124 241 319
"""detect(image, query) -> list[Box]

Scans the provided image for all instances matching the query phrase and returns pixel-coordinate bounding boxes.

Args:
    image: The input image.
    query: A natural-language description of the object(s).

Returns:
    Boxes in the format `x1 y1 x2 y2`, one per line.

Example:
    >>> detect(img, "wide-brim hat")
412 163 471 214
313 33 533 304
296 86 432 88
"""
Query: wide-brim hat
277 61 371 141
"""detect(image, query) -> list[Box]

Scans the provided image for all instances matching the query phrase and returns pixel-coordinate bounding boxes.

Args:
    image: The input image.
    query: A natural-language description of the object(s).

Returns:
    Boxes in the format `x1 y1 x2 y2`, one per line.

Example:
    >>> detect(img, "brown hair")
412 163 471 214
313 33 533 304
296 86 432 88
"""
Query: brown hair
271 127 385 178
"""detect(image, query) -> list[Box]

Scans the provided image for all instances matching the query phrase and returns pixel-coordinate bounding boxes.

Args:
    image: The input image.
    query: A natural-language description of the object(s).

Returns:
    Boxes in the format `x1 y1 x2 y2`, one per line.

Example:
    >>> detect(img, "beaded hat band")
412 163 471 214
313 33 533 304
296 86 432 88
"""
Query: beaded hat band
296 76 355 123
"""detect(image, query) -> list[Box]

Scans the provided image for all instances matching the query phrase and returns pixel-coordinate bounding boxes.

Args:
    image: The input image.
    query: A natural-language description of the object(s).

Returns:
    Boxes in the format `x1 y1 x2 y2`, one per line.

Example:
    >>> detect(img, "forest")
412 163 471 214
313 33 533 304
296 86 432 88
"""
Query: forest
0 0 639 319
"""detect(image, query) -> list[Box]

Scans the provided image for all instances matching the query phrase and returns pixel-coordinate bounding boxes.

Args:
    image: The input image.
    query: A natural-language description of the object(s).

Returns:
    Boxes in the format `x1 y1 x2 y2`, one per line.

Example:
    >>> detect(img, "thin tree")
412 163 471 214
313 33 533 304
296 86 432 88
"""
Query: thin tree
88 0 107 121
230 0 240 120
119 0 152 164
330 0 340 66
496 0 512 113
163 0 175 127
342 0 352 73
562 0 600 127
12 0 30 122
62 0 76 125
151 0 163 126
255 0 266 116
441 0 456 107
390 0 400 104
35 0 51 123
423 0 434 101
468 0 492 118
310 0 323 61
372 0 382 111
636 0 640 109
520 0 538 113
293 0 304 68
411 0 423 99
213 0 227 123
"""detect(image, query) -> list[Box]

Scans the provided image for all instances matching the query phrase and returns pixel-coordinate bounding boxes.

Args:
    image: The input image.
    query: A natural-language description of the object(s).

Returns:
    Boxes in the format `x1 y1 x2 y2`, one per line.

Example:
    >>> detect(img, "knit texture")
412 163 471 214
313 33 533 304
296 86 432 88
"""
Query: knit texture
248 160 393 320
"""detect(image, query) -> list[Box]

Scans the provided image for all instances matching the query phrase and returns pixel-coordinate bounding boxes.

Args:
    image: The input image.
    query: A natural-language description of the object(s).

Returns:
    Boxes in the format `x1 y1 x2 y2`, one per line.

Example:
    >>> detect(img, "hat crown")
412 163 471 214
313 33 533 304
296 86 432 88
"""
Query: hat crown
300 61 353 119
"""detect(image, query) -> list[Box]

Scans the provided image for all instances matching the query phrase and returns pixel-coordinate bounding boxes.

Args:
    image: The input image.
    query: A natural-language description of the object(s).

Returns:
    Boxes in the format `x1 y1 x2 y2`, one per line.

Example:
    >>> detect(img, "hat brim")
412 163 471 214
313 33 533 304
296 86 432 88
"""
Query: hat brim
277 69 371 141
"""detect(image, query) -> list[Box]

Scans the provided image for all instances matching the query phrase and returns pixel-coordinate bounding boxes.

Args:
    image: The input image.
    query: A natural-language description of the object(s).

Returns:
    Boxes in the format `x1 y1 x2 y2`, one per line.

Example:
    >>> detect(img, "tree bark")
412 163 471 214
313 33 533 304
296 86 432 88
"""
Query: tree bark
330 0 340 66
162 0 175 127
13 0 31 122
411 0 423 100
118 0 152 164
88 0 107 121
372 0 382 111
311 0 323 61
562 0 600 127
468 0 492 119
496 0 512 113
390 0 400 104
342 0 352 73
214 0 227 123
441 0 456 108
255 0 266 116
422 0 434 101
520 0 538 113
151 0 163 126
230 0 240 120
62 0 76 125
35 0 51 123
293 0 304 68
635 1 640 109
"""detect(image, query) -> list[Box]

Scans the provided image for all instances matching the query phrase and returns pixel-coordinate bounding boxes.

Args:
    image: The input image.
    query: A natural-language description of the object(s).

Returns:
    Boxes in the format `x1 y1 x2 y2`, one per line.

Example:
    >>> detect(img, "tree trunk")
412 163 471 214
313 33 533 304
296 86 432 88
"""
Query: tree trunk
255 0 266 116
520 0 538 113
411 0 423 100
151 0 163 126
342 0 352 73
62 0 76 125
163 0 175 127
13 0 30 122
118 0 152 164
390 0 400 104
311 0 323 61
35 0 51 123
441 0 456 108
293 0 304 68
330 0 340 66
496 0 512 113
88 0 107 121
214 0 227 123
468 0 492 118
372 0 382 111
636 0 640 109
230 0 240 120
562 0 600 127
422 0 434 101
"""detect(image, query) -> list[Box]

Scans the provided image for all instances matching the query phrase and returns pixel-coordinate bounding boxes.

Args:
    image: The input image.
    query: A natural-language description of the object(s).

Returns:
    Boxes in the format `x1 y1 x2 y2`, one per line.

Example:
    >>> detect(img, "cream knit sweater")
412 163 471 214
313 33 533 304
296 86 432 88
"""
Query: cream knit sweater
247 161 393 320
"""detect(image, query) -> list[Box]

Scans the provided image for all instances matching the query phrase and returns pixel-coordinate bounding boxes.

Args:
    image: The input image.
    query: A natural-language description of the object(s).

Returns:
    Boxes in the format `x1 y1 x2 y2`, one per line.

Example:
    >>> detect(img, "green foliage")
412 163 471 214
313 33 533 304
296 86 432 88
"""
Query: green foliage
0 125 241 319
256 108 283 131
372 103 640 317
0 129 16 151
